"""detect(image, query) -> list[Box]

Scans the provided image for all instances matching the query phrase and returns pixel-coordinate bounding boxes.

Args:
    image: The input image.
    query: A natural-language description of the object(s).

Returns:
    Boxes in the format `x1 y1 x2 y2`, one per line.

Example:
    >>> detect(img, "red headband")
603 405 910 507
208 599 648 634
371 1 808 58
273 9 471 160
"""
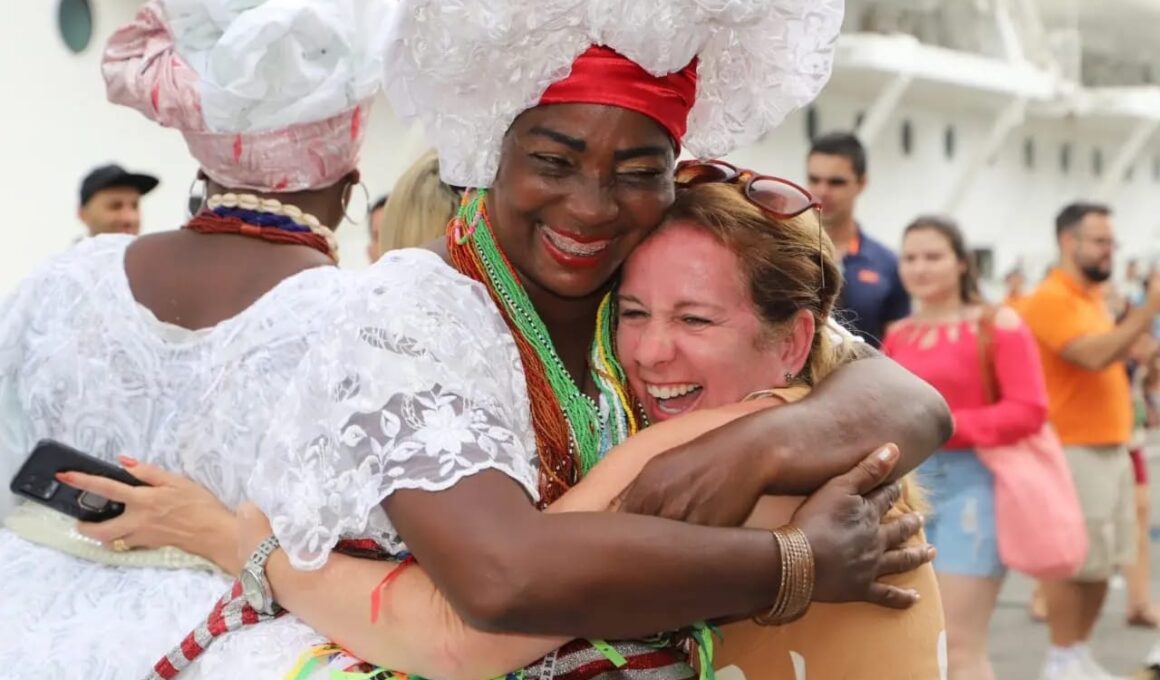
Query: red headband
539 45 699 147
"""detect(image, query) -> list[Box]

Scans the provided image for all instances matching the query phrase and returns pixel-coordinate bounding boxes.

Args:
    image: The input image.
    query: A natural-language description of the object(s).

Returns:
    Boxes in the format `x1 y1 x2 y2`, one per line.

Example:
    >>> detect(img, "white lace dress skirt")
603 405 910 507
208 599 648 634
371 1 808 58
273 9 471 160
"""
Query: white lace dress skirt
0 529 347 678
0 530 229 678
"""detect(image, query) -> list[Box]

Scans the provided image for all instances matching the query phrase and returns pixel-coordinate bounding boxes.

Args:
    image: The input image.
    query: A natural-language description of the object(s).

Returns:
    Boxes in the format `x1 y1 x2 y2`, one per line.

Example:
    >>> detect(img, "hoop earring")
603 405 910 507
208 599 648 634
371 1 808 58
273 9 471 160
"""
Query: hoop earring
342 181 372 224
186 177 207 218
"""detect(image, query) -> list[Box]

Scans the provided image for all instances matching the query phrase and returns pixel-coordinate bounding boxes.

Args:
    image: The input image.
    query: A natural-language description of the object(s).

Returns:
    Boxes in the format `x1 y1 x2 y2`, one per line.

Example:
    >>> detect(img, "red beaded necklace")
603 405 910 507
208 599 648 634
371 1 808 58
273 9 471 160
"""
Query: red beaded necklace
184 193 339 262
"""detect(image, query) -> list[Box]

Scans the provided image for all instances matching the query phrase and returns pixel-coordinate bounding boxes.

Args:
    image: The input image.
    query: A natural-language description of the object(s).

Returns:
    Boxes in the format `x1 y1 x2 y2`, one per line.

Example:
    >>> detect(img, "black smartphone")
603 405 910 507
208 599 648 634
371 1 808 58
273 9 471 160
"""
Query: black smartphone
9 439 146 522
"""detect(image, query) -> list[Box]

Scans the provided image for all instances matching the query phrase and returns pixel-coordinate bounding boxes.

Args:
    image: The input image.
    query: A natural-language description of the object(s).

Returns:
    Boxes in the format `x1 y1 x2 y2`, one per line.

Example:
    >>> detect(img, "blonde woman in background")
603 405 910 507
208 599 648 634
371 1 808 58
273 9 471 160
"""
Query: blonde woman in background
378 150 461 252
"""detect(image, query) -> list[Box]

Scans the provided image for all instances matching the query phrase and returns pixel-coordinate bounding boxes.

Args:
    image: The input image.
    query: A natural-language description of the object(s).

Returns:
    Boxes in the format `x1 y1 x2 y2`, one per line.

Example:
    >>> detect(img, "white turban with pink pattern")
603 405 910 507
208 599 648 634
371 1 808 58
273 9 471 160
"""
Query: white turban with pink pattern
103 0 395 192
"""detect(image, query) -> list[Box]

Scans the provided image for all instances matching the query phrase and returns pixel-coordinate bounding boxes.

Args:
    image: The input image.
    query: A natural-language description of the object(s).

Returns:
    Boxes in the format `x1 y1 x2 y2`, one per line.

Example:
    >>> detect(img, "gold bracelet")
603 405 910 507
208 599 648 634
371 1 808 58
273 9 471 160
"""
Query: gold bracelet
752 525 815 626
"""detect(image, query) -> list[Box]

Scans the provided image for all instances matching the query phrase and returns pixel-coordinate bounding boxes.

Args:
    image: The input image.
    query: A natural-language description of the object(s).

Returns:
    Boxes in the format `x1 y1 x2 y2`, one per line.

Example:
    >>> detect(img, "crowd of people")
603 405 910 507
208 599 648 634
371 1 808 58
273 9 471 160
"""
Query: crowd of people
1 0 1156 679
807 136 1158 679
807 130 1159 679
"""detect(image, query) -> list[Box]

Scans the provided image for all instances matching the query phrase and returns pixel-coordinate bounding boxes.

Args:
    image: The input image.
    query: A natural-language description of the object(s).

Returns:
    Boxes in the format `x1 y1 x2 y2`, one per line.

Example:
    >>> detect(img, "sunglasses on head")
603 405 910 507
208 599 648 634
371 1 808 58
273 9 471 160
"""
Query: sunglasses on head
675 160 821 220
675 159 827 288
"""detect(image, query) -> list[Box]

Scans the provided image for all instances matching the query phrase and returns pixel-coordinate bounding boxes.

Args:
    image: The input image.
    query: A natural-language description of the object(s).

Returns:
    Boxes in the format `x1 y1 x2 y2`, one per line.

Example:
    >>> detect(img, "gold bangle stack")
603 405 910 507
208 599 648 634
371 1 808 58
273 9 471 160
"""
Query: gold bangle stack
752 525 815 626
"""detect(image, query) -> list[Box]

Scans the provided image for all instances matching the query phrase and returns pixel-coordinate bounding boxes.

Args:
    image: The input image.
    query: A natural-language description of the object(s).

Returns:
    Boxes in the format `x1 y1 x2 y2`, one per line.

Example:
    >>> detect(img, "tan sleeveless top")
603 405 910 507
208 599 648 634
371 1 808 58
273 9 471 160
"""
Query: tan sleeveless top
711 387 947 680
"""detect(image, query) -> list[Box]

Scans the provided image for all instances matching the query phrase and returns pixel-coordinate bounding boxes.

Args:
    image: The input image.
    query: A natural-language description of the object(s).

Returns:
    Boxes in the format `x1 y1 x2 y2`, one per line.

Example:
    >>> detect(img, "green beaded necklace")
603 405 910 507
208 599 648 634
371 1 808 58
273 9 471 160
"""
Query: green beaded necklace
456 189 611 474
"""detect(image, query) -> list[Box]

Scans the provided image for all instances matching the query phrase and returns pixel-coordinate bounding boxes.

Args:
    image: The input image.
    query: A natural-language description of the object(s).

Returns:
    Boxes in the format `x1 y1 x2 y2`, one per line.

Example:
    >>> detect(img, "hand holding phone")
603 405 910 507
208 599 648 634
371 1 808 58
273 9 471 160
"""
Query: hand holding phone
10 439 145 522
13 441 239 571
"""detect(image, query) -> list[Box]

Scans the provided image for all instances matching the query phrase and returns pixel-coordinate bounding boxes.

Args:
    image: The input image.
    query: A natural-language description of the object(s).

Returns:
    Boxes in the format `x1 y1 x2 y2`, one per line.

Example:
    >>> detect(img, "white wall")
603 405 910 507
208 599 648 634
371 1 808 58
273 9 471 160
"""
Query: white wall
3 1 1158 296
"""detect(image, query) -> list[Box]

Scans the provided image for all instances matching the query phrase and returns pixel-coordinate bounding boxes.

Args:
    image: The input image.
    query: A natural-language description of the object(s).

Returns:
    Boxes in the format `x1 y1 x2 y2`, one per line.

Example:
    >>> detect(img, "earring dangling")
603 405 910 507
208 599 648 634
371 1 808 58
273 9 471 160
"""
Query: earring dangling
342 181 372 225
186 176 207 218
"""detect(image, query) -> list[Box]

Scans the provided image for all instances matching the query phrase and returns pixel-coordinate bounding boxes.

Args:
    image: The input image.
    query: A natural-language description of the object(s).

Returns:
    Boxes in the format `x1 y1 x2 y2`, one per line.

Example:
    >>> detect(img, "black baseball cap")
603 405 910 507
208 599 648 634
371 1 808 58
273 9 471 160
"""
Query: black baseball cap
79 164 160 207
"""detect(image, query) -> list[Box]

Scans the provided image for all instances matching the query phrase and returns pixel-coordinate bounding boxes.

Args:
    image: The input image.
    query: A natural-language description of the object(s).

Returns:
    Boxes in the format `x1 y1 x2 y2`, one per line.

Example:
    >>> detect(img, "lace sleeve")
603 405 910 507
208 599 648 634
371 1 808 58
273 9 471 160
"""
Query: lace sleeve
248 250 539 570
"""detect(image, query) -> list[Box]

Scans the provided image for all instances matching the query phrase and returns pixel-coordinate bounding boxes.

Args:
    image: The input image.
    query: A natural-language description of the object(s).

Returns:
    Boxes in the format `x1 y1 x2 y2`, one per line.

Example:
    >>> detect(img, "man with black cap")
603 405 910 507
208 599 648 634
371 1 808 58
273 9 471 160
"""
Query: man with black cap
78 164 159 237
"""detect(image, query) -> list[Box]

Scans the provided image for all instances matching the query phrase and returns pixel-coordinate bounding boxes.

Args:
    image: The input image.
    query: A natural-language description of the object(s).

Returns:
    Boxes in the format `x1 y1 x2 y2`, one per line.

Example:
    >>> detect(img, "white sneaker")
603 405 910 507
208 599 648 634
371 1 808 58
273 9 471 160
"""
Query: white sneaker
1039 657 1090 680
1075 647 1124 680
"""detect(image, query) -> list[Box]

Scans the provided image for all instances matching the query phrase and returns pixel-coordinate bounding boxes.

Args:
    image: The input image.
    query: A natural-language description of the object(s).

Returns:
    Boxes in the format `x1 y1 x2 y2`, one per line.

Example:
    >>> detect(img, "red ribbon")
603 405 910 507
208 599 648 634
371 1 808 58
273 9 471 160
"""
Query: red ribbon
539 45 699 146
369 555 418 624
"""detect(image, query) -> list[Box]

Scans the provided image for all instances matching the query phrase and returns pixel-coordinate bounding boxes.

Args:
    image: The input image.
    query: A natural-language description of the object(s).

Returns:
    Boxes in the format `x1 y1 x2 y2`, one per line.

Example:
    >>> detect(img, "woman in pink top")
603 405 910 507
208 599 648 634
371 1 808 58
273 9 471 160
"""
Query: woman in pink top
884 216 1048 680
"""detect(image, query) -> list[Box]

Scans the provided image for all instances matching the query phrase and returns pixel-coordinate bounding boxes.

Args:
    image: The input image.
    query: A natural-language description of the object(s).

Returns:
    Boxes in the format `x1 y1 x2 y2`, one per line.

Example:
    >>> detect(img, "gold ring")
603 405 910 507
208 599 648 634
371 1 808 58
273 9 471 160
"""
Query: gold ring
111 538 131 553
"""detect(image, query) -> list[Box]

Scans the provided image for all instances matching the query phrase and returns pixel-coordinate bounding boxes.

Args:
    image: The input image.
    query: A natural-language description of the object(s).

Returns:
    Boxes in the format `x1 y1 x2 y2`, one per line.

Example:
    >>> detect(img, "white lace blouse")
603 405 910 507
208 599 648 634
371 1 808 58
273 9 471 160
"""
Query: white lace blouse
0 235 538 561
245 244 540 569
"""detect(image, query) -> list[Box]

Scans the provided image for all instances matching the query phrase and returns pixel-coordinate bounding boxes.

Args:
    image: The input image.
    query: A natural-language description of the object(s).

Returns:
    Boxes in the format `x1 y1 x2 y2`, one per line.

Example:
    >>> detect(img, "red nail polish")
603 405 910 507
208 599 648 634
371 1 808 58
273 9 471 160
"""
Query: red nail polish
118 455 139 467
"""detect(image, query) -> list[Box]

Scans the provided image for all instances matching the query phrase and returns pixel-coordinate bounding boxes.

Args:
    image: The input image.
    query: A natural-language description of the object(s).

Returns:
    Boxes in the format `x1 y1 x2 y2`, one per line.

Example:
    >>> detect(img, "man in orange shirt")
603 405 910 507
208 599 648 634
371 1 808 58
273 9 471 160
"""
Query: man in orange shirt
1020 202 1160 680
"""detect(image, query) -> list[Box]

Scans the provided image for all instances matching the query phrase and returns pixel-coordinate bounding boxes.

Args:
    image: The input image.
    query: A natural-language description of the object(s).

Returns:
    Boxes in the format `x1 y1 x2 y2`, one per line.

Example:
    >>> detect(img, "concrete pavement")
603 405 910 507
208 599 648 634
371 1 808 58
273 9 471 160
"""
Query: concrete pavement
990 570 1155 678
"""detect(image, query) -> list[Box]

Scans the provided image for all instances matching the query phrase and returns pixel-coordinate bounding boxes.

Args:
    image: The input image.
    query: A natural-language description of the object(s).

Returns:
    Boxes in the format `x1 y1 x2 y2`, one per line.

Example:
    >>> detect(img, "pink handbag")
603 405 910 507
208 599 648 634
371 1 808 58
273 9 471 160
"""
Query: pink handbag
974 308 1088 579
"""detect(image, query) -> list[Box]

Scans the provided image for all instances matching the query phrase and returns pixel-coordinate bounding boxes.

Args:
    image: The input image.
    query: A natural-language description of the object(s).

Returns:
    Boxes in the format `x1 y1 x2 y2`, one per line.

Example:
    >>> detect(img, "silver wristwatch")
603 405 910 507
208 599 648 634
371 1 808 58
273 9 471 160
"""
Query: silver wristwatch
239 534 281 616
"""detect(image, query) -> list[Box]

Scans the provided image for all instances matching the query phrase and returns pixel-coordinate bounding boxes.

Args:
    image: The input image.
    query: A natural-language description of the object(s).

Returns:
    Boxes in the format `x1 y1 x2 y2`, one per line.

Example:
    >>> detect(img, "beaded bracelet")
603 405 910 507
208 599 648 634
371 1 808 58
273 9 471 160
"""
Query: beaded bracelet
752 525 815 626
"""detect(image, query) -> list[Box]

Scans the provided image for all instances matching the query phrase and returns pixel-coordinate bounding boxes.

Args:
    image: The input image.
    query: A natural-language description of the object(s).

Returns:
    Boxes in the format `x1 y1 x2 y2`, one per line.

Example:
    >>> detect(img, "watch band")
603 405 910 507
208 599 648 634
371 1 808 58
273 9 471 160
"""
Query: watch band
247 534 281 569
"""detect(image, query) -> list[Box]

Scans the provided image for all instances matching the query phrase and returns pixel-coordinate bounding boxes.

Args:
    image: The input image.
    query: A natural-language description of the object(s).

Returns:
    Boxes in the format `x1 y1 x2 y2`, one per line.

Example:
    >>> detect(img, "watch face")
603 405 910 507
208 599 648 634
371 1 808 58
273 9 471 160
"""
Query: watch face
239 567 265 610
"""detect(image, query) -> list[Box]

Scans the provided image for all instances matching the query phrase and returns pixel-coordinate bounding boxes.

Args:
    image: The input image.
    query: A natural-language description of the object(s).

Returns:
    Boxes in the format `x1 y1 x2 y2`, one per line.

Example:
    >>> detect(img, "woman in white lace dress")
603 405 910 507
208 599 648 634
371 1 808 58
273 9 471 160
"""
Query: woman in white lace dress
0 1 398 676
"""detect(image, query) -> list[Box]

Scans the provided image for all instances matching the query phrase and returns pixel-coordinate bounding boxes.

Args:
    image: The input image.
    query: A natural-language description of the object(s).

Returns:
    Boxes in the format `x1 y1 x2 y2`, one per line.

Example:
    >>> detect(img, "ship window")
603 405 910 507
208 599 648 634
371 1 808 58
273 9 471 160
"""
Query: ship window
971 248 995 281
58 0 93 54
805 106 819 142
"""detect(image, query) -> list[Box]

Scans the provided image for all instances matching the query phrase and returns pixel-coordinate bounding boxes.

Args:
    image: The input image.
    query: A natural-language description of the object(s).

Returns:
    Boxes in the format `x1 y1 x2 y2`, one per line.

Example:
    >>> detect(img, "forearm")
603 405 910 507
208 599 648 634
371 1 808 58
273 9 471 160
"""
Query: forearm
475 511 781 637
736 356 950 495
387 473 783 640
263 414 770 677
270 516 780 670
267 554 564 680
1065 306 1156 370
953 400 1047 447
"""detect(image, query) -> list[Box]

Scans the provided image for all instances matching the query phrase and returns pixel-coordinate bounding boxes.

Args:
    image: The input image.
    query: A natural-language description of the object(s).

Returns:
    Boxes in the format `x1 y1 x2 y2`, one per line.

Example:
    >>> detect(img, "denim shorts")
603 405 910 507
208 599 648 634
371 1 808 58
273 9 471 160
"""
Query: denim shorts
915 449 1005 578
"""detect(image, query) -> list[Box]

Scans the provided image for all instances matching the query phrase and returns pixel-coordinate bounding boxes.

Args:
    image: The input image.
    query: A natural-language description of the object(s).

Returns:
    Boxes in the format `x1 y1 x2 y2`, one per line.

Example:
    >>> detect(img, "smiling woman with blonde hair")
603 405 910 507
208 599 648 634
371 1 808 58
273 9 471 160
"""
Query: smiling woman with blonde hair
606 166 944 679
378 150 461 252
